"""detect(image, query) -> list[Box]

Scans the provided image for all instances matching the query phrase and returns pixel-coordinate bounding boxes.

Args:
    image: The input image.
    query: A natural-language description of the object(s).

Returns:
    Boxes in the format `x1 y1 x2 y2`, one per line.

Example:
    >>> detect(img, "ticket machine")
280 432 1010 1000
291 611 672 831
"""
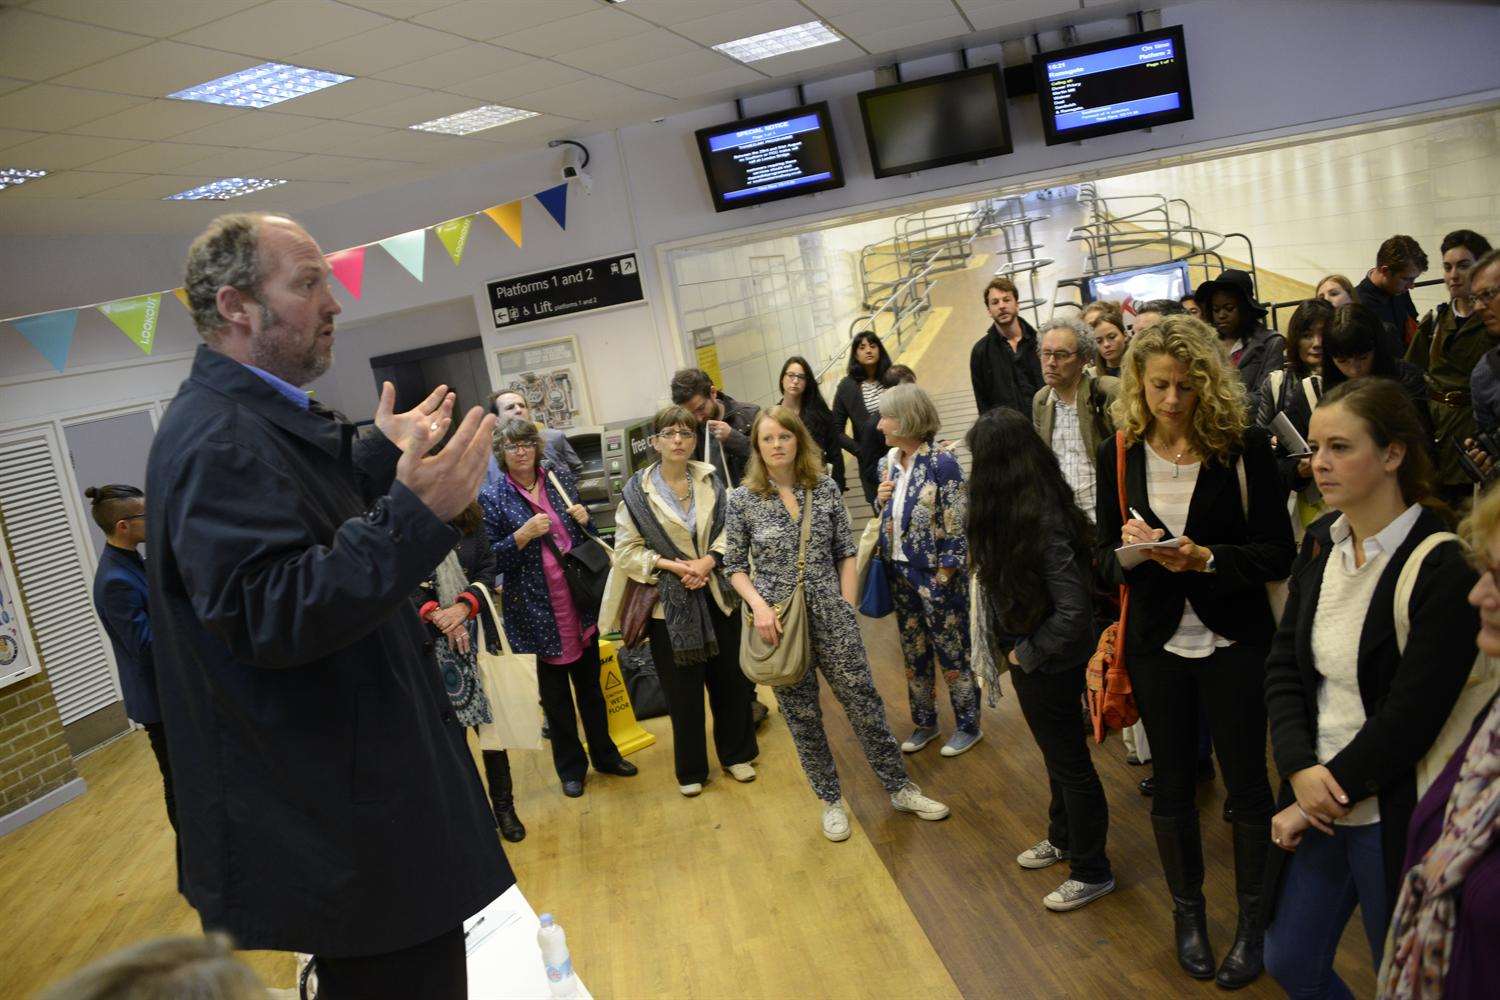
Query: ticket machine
563 416 654 539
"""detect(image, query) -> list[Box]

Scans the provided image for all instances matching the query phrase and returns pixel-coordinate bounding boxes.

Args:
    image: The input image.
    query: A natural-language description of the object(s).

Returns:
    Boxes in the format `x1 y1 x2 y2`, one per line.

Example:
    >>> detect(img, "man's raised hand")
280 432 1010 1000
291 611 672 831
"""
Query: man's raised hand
396 404 497 523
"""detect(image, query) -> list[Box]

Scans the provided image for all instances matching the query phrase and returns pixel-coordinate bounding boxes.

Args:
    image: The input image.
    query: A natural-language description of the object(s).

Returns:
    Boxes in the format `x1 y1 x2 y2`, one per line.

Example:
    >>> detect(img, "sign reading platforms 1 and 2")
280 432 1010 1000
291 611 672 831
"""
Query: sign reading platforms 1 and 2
485 251 644 330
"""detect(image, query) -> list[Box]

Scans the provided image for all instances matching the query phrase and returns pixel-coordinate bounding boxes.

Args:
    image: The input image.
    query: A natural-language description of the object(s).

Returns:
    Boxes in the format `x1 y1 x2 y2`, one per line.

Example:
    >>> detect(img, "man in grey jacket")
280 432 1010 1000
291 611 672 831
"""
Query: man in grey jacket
486 390 583 480
1031 317 1120 520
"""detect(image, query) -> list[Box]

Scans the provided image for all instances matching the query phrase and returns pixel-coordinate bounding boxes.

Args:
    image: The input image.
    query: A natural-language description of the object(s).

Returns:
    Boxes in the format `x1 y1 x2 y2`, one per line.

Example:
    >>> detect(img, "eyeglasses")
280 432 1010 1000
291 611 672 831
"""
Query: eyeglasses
654 429 694 441
501 442 536 453
1474 286 1500 307
1040 350 1078 362
783 371 808 383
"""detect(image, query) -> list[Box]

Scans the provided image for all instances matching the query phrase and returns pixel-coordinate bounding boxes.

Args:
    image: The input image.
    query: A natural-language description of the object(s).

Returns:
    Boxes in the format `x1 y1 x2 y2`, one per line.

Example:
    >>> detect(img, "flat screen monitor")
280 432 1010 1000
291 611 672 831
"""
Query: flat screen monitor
1034 25 1193 145
858 65 1012 178
695 102 845 212
1086 260 1191 312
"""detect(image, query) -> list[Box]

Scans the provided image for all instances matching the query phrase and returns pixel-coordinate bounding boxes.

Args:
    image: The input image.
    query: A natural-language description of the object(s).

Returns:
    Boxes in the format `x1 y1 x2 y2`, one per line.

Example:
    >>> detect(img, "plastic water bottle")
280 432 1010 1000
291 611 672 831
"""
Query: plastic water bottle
537 913 578 998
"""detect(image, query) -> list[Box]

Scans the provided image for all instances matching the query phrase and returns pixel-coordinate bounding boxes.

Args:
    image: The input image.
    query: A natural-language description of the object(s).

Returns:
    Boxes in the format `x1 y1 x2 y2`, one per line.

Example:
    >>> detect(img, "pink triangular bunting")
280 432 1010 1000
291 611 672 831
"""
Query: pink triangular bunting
327 247 367 299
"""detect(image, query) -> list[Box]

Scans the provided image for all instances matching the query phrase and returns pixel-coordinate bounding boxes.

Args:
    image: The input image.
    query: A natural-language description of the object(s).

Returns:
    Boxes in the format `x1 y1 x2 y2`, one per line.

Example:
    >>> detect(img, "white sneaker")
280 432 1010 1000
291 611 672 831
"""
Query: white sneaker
822 801 851 842
725 762 756 783
679 782 702 797
890 783 950 821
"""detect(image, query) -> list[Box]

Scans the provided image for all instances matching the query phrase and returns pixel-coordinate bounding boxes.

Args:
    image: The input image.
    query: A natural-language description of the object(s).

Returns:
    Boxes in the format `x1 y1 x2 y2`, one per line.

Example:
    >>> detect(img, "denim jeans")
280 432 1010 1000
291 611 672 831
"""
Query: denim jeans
1264 822 1389 999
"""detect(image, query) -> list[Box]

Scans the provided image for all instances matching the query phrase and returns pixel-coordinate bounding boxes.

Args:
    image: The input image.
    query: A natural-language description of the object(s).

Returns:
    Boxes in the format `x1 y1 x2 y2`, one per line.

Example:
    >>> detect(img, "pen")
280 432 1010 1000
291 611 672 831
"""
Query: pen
1129 507 1147 523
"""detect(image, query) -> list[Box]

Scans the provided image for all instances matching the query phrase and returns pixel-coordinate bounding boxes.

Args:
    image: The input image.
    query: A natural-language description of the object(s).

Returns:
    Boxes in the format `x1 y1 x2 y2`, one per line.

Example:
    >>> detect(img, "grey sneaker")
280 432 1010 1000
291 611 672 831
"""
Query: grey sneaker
939 730 982 757
901 725 941 753
1016 839 1070 869
890 783 950 820
1043 877 1116 912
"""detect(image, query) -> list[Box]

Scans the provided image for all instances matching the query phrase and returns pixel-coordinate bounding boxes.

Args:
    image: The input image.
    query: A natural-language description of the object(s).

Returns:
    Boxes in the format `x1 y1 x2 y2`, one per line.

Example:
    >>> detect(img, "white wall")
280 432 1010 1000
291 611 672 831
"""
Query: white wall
4 0 1500 428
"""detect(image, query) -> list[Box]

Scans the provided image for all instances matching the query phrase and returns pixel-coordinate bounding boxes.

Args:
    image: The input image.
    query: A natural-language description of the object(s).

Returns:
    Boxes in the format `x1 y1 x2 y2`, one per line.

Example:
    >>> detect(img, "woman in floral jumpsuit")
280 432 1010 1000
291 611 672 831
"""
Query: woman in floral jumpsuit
724 405 952 842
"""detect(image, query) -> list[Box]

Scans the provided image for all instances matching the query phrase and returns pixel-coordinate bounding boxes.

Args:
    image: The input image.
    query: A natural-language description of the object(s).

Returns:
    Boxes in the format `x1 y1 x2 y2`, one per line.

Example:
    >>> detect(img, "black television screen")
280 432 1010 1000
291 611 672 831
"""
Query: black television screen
695 102 844 212
858 65 1012 178
1034 25 1193 145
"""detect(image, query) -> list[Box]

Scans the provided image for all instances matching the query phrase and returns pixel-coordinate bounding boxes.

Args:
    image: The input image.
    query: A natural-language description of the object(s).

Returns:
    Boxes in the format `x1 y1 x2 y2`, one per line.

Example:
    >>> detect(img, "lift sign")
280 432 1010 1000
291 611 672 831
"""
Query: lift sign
485 252 644 329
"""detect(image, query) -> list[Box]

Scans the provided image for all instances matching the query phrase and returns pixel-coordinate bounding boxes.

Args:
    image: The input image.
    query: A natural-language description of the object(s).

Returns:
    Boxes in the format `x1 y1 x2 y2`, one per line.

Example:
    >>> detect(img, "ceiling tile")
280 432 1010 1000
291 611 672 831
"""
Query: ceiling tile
372 43 520 89
275 153 401 180
742 38 867 77
807 0 956 19
66 99 244 141
501 9 653 58
0 128 45 152
443 60 585 103
346 90 480 128
49 42 264 99
608 55 764 99
173 0 391 60
0 85 147 132
80 141 226 173
622 0 745 26
516 78 672 120
92 173 222 200
177 146 306 176
274 77 430 119
958 0 1079 32
1 133 147 170
840 13 972 54
554 28 701 75
672 1 820 47
24 0 264 38
410 0 598 41
164 110 319 146
263 120 399 154
337 129 478 162
338 0 460 17
0 10 152 82
3 170 137 198
290 21 473 76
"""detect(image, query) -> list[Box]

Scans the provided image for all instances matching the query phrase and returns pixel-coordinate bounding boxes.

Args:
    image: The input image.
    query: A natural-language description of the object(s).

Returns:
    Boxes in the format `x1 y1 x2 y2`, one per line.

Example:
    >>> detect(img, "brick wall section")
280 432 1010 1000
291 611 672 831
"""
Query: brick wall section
0 672 79 815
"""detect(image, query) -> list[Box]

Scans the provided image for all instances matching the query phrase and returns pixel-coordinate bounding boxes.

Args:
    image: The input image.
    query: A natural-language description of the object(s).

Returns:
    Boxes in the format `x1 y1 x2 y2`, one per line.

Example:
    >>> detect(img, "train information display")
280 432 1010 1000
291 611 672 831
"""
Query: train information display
1035 26 1193 145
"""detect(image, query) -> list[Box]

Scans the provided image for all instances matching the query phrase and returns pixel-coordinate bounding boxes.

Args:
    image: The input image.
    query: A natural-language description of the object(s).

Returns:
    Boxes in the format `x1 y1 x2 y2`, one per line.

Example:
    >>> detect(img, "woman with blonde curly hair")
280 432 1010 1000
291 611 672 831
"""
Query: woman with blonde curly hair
1096 314 1296 988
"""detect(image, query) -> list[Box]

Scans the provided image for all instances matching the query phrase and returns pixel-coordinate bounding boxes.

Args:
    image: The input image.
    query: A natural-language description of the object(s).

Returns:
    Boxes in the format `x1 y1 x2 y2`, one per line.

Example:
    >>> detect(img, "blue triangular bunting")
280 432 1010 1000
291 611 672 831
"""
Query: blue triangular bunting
12 310 78 372
535 183 568 230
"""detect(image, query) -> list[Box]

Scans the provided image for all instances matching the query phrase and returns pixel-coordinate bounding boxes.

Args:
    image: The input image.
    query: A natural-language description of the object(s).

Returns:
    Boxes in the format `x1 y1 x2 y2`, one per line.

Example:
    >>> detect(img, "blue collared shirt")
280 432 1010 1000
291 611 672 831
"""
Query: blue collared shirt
242 362 310 410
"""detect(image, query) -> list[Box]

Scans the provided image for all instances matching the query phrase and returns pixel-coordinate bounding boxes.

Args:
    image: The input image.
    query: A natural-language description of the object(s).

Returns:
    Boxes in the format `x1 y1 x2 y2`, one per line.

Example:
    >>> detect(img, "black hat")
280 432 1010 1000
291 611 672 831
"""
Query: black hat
1194 269 1267 320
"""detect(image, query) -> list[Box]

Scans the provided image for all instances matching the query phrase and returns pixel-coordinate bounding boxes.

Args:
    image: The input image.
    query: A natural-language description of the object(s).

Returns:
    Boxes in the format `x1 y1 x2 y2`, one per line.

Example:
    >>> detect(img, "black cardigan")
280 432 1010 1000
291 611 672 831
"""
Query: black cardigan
1095 426 1296 650
831 376 875 465
1262 508 1478 916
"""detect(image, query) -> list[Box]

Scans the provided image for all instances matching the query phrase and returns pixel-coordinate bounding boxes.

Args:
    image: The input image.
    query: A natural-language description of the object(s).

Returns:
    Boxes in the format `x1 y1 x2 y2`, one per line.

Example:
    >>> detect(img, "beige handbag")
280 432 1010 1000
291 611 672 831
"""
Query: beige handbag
471 584 543 752
739 492 814 687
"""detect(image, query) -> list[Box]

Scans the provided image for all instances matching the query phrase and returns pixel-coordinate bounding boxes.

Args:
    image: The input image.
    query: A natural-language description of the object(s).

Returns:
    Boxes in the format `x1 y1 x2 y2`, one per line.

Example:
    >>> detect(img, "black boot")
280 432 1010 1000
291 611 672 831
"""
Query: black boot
482 749 526 843
1215 819 1269 990
1151 813 1215 980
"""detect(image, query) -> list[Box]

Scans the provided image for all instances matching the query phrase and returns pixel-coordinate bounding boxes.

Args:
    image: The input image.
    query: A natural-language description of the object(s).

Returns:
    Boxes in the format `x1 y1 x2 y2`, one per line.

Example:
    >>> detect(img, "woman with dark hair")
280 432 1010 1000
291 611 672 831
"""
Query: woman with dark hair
480 417 639 798
832 331 895 504
1098 315 1296 988
968 408 1114 912
1255 298 1331 428
778 355 844 490
1262 377 1478 997
415 501 524 841
1195 269 1285 393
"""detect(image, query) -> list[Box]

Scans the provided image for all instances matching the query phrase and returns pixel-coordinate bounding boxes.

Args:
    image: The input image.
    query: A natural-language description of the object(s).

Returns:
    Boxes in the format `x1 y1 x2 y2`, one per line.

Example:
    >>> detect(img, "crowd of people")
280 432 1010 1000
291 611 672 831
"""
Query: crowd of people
66 209 1500 999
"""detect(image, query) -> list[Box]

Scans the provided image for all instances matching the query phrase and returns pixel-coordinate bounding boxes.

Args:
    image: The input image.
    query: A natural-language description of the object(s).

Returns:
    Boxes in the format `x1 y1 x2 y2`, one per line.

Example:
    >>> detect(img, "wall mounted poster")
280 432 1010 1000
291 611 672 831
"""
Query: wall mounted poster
494 336 592 431
0 541 39 689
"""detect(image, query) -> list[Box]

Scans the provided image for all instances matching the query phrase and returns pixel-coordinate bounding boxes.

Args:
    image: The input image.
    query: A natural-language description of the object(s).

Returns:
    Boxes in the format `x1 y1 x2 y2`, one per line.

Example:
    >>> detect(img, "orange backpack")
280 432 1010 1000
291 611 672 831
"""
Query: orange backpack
1086 431 1140 743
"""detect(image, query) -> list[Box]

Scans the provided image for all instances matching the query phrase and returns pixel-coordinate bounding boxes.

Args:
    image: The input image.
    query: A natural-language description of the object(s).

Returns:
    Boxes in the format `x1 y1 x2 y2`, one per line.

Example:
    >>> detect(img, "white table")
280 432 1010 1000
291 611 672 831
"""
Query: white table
465 885 593 1000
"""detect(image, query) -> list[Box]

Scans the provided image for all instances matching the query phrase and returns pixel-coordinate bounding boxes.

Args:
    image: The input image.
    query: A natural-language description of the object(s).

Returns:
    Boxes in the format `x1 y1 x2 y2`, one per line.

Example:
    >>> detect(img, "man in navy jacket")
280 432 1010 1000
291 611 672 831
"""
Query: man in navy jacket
148 212 507 998
88 484 174 832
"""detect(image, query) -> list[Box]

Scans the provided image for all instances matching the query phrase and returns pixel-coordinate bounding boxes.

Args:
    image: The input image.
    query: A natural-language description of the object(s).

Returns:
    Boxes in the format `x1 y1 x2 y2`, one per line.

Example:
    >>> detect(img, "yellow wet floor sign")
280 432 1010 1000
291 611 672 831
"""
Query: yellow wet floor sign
594 638 655 757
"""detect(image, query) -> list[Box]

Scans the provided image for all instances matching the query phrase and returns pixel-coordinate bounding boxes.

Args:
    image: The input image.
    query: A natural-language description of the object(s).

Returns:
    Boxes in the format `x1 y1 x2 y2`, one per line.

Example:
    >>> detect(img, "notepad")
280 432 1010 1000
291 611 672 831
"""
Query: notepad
1114 540 1181 570
1271 411 1311 458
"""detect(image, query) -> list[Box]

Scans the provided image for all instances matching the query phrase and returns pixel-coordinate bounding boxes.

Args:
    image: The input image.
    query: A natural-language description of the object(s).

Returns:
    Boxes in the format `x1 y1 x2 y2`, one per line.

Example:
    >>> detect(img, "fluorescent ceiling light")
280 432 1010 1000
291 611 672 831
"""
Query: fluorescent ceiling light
713 20 841 63
408 105 539 136
168 62 353 109
1 168 47 190
165 177 289 201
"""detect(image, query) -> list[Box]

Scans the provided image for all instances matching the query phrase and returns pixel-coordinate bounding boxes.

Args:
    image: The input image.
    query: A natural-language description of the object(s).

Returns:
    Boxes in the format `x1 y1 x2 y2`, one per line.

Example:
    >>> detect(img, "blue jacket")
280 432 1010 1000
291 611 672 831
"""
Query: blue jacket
875 445 968 572
479 463 597 657
92 544 159 725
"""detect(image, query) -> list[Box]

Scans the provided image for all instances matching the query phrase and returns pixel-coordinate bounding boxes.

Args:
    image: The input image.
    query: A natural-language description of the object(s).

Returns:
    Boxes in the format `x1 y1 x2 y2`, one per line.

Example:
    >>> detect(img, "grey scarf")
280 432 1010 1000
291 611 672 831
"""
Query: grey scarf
621 467 730 665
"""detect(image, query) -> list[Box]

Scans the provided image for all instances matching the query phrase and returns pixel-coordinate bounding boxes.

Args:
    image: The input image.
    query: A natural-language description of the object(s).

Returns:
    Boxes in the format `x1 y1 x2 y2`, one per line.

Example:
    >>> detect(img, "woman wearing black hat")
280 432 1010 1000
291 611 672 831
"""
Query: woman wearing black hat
1195 270 1285 396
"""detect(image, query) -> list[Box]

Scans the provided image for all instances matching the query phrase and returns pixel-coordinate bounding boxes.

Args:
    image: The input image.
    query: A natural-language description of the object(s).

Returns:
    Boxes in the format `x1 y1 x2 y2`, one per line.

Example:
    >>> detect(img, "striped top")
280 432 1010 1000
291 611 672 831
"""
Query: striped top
1144 444 1232 658
860 379 884 416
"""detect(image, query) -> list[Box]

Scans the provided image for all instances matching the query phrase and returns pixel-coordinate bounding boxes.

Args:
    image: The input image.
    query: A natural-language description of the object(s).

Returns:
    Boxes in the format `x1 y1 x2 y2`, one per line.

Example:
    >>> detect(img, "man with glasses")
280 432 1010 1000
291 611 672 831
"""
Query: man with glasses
485 390 583 492
1031 318 1119 519
1466 250 1500 439
1358 234 1429 356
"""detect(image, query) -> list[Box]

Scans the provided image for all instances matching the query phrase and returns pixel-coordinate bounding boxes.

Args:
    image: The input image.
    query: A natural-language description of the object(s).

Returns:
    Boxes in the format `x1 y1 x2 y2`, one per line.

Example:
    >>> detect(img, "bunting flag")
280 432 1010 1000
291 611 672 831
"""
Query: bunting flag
535 183 568 230
483 201 523 248
171 287 191 312
12 310 78 372
98 293 161 355
378 229 426 283
434 216 473 266
327 247 367 299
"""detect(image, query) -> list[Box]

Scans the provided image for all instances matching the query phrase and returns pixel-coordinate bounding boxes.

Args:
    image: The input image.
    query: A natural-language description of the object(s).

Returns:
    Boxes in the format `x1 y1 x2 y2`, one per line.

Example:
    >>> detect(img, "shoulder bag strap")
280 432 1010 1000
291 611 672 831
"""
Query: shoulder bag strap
1114 431 1130 633
470 581 514 657
1394 532 1463 653
1235 450 1249 518
546 467 613 555
794 487 813 586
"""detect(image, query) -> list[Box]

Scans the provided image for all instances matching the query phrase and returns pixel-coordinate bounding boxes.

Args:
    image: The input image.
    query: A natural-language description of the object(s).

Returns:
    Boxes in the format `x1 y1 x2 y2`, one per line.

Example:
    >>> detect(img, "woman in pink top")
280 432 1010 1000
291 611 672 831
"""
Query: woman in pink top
479 418 638 798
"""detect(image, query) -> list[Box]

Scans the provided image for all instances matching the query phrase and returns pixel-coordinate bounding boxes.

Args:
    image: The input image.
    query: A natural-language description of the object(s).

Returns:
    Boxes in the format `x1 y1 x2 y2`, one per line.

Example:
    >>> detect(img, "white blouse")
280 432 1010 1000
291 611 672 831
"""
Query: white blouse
1144 444 1231 659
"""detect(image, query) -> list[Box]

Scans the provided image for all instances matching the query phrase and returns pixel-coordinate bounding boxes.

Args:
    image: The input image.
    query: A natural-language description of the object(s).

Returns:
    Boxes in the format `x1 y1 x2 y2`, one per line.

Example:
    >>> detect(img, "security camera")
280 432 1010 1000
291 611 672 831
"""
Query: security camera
550 140 592 195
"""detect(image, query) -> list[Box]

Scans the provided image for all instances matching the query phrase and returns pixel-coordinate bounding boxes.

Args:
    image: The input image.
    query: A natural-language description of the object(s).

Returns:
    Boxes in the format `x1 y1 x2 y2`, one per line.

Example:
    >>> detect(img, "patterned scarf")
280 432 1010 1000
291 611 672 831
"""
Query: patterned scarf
1378 696 1500 998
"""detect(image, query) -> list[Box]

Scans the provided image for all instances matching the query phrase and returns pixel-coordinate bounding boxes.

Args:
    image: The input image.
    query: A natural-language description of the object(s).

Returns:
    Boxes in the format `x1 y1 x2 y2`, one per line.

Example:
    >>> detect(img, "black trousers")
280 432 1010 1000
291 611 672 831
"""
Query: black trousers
537 641 623 782
1131 643 1275 823
647 603 758 785
1010 662 1113 884
142 721 177 833
315 925 465 1000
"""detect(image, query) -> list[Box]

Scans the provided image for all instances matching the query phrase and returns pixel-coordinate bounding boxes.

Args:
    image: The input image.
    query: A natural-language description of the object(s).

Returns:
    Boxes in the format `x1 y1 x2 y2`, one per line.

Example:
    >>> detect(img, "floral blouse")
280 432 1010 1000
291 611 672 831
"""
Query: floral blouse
723 476 855 606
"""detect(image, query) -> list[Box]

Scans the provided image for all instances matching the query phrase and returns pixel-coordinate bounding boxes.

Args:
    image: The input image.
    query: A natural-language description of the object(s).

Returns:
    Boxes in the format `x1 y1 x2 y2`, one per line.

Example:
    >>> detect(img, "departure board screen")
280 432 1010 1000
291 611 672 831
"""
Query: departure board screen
1034 26 1193 145
695 102 845 212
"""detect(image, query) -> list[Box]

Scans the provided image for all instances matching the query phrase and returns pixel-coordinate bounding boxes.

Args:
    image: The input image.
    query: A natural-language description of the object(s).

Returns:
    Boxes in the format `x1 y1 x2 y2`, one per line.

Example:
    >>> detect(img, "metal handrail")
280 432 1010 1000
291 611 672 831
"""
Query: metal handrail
1264 277 1446 330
